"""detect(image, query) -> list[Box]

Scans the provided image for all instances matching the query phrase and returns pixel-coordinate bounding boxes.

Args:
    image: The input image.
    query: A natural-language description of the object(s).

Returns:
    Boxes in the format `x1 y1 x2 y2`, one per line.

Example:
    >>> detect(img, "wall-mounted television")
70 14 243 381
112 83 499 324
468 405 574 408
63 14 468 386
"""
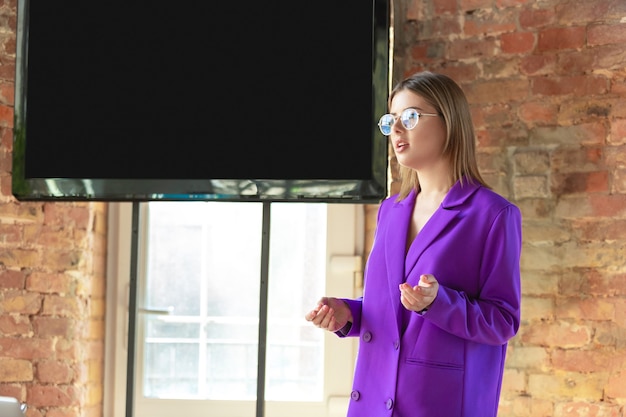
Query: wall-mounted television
12 0 390 203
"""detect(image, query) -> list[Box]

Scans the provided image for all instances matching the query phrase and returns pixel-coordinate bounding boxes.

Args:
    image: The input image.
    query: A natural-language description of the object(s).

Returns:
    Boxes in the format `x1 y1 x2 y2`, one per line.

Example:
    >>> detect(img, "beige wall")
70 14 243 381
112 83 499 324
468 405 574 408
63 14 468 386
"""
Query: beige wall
1 0 626 416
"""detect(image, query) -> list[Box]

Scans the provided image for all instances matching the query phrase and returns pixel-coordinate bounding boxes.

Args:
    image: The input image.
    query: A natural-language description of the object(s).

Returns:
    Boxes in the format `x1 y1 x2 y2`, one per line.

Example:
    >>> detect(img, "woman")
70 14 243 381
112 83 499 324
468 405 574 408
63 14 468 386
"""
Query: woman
305 71 522 416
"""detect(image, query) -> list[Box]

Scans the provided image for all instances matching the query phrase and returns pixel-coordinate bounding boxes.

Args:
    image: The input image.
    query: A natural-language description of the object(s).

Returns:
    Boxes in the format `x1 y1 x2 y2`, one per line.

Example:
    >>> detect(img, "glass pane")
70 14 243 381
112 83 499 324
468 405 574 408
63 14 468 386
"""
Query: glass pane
266 203 326 401
141 201 325 402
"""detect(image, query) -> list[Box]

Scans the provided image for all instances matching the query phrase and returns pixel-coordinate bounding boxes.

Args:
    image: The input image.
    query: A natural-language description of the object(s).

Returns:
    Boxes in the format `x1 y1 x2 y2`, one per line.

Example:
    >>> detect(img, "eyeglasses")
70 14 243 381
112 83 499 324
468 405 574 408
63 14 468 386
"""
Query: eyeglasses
378 108 439 136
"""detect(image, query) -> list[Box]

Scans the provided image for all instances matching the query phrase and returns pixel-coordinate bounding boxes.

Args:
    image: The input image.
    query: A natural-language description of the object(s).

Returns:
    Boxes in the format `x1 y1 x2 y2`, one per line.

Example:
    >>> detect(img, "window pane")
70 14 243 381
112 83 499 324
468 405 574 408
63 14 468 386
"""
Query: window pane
141 202 325 402
266 203 326 401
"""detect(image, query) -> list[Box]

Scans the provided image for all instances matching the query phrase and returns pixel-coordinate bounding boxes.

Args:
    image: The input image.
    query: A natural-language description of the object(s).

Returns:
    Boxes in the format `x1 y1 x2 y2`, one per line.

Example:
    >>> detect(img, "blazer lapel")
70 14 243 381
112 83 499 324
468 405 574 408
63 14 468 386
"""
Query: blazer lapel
383 190 415 331
404 181 481 283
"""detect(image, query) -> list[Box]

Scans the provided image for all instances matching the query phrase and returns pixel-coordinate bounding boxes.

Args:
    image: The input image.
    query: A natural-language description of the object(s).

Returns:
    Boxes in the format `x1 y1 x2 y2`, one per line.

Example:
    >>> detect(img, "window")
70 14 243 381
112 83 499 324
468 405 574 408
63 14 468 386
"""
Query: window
105 202 362 417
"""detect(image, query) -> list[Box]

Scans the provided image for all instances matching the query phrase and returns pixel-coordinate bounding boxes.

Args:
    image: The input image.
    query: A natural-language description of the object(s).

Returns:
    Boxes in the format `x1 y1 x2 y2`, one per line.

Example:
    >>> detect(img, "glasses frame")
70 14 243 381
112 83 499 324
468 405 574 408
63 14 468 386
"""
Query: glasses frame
378 108 440 136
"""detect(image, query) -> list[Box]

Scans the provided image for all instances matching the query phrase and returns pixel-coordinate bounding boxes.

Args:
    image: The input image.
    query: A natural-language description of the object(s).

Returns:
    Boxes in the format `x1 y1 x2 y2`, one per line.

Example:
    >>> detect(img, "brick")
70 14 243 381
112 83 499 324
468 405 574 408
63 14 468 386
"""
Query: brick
520 270 559 296
584 270 626 297
520 243 560 270
516 198 555 219
521 296 554 322
465 79 529 104
588 194 626 217
520 321 591 348
588 23 626 46
27 384 79 407
593 44 626 73
571 218 626 241
0 268 25 289
530 124 606 147
514 175 549 199
430 0 456 14
26 272 76 295
0 290 42 314
506 345 550 370
519 8 555 29
605 144 626 168
463 9 517 36
554 401 623 417
614 168 626 193
0 314 31 336
520 54 558 76
0 81 13 106
482 57 523 79
37 360 74 384
556 297 615 321
0 358 33 382
45 408 81 417
514 150 551 175
501 31 535 54
502 368 525 392
531 76 609 97
448 37 498 60
537 27 586 51
0 104 13 128
477 149 508 174
552 348 626 373
32 317 73 339
609 119 626 145
551 146 604 173
0 223 21 244
417 19 462 41
558 240 625 269
476 103 519 128
518 101 558 125
41 250 82 272
551 171 609 194
478 126 529 147
558 49 597 75
42 295 83 318
592 321 626 348
0 248 41 269
559 98 619 125
606 371 626 399
528 371 604 400
0 337 55 360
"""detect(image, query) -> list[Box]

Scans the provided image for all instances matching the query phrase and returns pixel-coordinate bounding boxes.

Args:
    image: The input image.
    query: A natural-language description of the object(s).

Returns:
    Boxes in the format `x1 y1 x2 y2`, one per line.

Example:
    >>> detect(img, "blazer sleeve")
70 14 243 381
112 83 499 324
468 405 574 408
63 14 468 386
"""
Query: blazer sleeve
423 203 522 346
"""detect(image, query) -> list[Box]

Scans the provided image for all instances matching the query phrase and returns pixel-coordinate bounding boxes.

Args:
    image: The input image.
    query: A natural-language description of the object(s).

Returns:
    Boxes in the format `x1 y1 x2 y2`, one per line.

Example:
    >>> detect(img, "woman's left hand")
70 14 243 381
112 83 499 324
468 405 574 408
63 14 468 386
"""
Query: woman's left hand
399 274 439 312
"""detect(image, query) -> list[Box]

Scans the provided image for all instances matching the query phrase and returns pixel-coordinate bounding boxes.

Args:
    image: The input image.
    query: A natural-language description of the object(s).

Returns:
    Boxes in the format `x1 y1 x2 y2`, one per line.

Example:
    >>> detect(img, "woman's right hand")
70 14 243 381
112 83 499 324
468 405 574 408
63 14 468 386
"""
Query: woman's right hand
304 297 352 332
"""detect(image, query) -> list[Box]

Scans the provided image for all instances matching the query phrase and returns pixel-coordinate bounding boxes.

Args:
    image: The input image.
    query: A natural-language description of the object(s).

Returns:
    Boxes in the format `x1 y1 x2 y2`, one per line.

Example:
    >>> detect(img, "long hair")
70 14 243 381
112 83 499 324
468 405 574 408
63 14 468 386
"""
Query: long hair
389 71 489 201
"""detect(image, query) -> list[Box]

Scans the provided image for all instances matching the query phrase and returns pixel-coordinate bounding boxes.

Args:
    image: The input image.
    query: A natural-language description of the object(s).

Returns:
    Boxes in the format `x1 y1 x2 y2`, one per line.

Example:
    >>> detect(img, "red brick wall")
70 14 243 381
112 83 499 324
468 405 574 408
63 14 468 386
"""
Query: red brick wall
1 0 625 416
0 2 107 414
383 0 626 416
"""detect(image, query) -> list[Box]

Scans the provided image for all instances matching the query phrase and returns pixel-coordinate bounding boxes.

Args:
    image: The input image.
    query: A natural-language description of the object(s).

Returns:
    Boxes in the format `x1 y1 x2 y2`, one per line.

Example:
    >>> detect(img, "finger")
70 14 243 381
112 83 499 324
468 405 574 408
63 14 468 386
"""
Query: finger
400 284 419 303
420 274 436 285
305 309 320 321
319 306 336 329
304 302 324 321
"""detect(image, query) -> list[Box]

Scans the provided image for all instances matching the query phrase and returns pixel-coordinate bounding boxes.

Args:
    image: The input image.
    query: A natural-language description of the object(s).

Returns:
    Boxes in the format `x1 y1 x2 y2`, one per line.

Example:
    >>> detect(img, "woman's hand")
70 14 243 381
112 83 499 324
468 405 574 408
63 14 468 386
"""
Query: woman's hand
399 274 439 312
305 297 352 332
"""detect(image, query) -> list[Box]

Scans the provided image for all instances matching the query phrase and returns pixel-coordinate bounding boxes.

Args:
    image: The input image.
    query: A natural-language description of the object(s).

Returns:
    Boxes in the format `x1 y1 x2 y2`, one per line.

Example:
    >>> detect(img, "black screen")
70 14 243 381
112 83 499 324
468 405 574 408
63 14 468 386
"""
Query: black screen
13 0 390 202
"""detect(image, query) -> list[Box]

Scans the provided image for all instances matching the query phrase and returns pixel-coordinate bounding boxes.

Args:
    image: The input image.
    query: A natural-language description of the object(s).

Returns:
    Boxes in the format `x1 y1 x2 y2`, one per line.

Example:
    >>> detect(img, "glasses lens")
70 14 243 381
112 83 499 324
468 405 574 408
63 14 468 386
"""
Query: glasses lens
401 108 419 130
378 114 394 135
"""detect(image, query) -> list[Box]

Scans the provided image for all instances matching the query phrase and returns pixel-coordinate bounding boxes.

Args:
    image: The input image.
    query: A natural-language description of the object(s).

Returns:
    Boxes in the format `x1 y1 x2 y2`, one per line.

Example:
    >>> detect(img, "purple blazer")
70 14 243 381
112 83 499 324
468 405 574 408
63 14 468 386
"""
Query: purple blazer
339 180 522 417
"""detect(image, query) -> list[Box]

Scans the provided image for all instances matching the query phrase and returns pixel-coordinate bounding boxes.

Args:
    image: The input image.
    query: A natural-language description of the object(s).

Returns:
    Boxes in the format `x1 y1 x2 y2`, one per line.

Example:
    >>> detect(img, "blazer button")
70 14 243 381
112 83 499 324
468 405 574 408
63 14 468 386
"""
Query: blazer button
362 331 372 342
393 340 400 350
351 390 360 401
386 398 394 409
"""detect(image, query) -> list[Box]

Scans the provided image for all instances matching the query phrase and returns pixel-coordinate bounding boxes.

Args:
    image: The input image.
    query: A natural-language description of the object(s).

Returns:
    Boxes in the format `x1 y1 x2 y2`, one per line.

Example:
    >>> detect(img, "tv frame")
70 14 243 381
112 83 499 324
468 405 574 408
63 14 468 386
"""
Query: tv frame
12 0 391 203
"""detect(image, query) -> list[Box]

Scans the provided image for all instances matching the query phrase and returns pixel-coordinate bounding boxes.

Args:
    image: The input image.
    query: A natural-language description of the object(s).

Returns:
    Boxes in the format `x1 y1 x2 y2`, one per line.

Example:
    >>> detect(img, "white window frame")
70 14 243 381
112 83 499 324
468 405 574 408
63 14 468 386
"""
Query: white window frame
104 202 363 417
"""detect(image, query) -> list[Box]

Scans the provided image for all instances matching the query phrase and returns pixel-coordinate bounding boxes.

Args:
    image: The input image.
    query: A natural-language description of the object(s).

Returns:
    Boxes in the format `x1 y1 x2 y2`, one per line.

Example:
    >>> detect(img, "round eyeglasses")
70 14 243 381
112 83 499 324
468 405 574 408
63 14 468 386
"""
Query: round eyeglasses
378 108 440 136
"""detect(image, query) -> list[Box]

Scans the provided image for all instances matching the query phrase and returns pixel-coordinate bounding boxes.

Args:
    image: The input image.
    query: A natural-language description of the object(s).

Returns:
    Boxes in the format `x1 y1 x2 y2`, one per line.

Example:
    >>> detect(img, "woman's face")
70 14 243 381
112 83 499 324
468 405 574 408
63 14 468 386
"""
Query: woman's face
387 89 447 171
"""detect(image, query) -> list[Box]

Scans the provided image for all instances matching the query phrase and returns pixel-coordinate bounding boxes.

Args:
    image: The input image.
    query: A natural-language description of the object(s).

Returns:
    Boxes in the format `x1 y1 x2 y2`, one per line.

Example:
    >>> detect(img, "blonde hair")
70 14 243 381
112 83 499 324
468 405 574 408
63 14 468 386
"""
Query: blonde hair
389 71 489 201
